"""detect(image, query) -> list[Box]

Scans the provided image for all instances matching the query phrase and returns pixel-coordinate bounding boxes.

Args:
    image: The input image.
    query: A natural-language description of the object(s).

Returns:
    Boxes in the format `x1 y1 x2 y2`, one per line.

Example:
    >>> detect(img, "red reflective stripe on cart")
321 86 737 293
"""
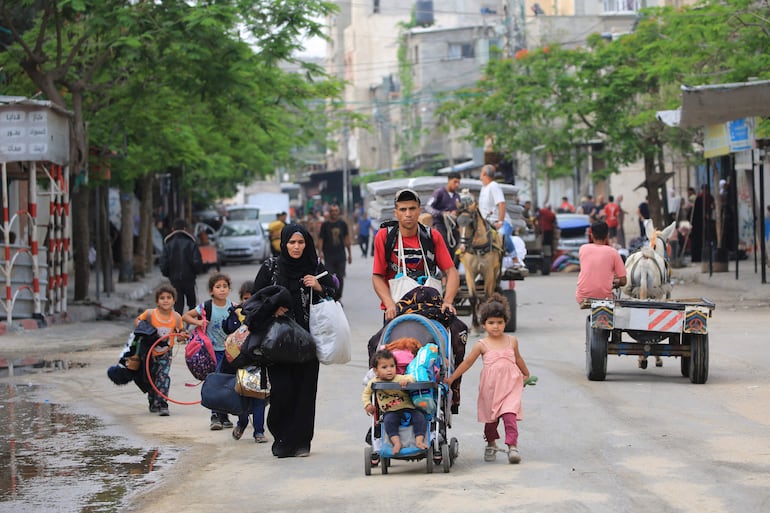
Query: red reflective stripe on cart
648 310 682 331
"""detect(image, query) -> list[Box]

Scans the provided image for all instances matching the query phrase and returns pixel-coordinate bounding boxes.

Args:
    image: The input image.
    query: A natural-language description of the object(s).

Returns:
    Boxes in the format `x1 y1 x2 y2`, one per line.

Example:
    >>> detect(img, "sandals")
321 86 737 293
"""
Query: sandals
484 446 497 462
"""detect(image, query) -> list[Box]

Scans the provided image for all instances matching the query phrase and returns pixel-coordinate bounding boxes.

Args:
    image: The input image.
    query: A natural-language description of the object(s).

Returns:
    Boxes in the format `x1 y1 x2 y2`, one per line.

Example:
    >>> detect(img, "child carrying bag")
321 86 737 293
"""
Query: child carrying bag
185 301 217 381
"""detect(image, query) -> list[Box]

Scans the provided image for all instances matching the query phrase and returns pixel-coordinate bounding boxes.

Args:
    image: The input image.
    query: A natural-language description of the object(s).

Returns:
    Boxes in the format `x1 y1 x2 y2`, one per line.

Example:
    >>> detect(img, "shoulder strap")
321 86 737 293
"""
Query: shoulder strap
203 299 212 321
382 221 437 276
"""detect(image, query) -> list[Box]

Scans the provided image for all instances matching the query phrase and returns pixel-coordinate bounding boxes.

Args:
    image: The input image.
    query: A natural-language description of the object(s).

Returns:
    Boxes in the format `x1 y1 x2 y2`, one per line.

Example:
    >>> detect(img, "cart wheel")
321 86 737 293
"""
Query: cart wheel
426 452 434 474
680 356 690 377
585 316 608 381
502 288 516 332
449 437 459 465
381 457 389 475
686 333 709 384
364 446 372 476
441 444 451 473
541 254 552 275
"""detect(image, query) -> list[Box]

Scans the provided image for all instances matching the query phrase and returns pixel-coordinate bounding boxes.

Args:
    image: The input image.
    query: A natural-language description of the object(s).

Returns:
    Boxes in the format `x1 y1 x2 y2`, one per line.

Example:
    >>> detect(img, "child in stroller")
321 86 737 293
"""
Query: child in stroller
362 349 429 455
362 313 458 475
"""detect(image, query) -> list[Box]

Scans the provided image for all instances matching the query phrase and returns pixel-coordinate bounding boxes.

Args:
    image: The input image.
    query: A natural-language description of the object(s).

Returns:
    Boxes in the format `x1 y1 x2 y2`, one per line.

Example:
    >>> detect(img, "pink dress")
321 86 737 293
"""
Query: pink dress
476 338 524 423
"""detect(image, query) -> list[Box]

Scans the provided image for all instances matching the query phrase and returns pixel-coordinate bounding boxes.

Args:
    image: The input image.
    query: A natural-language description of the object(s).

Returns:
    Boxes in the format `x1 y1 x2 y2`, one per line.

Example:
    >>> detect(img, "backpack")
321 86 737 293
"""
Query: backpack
185 299 217 380
380 220 438 277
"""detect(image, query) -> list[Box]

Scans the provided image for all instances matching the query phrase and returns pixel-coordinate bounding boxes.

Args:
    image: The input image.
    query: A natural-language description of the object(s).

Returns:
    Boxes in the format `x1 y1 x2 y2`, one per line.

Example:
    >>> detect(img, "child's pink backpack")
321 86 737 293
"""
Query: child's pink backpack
185 300 217 380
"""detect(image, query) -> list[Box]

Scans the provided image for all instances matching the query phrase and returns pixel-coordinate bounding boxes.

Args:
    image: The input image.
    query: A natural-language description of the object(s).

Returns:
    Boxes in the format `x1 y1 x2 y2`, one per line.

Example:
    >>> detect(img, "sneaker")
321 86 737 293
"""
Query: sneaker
294 446 310 457
507 447 521 464
370 452 380 467
220 417 234 429
484 446 497 462
254 433 268 443
158 407 170 417
210 417 223 431
232 425 245 440
149 403 160 414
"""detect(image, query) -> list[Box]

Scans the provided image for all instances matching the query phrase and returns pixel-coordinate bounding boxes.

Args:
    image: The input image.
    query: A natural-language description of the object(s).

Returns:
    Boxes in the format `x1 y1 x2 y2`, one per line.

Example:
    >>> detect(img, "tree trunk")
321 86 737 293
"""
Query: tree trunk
134 173 153 277
71 185 91 300
97 186 114 293
644 152 664 229
119 188 134 282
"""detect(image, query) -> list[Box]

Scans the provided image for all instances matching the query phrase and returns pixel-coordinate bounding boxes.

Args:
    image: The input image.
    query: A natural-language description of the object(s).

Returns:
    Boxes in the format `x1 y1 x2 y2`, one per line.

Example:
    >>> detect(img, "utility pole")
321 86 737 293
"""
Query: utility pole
342 122 350 214
503 0 527 56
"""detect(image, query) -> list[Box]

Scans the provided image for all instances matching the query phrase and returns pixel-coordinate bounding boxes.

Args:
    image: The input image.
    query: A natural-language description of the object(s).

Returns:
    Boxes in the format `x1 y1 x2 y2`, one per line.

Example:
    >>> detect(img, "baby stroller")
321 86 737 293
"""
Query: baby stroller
364 313 459 475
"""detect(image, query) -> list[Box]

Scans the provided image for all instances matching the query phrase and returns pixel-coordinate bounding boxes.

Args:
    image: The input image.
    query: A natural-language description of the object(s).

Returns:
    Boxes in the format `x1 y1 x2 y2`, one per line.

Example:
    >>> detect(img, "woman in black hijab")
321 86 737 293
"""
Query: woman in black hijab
252 223 337 458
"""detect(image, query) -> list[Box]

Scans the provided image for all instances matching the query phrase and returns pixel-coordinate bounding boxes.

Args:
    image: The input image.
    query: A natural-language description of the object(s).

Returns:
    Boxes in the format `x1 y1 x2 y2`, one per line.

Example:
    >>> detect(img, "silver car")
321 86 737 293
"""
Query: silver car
215 220 270 264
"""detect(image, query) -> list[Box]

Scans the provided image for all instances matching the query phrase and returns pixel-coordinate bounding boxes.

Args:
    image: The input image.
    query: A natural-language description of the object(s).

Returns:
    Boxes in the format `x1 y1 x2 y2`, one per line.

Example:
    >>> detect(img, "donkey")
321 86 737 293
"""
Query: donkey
455 194 504 330
623 219 676 368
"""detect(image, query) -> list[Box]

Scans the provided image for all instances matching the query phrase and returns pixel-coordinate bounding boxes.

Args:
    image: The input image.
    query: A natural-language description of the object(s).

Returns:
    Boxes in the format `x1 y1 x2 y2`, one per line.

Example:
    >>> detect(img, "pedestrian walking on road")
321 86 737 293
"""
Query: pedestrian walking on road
135 284 186 417
230 282 268 444
357 211 373 258
444 293 531 464
160 219 203 314
317 204 352 301
182 272 235 431
251 224 338 458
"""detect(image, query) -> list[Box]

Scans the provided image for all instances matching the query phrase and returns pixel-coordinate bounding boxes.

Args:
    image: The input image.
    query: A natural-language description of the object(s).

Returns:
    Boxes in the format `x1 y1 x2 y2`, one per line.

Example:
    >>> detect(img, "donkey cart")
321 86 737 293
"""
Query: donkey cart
454 269 525 333
584 297 716 384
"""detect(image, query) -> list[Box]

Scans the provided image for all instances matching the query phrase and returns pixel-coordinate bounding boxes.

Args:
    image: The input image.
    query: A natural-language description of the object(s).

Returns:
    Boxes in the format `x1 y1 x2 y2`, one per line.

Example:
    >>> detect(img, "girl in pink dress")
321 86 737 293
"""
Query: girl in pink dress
445 293 530 464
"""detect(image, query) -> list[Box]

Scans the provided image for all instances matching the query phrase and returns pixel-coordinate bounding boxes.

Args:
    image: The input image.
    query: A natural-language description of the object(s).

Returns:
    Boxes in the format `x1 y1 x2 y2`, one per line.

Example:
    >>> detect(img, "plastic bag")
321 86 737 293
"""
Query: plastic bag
245 316 316 365
310 298 351 365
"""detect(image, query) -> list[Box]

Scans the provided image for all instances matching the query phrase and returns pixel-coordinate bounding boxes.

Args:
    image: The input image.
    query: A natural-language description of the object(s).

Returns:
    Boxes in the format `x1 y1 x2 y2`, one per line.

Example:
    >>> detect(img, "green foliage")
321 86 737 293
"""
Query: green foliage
441 0 770 189
0 0 343 202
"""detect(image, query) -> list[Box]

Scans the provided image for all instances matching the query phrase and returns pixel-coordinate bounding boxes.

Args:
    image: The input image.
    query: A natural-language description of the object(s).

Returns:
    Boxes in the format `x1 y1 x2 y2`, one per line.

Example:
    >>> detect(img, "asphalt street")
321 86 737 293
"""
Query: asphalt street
1 256 769 513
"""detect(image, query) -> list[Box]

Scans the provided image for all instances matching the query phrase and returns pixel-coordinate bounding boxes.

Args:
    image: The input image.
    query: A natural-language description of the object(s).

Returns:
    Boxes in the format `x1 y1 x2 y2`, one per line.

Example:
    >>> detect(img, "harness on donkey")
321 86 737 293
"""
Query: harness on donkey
455 196 504 329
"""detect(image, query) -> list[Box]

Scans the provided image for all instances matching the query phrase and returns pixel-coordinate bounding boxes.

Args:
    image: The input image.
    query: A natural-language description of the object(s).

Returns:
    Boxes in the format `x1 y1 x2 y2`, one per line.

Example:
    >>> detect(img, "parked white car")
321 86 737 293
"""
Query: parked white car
215 220 270 264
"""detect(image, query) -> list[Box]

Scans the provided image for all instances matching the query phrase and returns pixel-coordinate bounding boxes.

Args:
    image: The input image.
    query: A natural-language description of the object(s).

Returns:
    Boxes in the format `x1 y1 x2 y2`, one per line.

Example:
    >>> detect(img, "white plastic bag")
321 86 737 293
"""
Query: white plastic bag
310 297 352 365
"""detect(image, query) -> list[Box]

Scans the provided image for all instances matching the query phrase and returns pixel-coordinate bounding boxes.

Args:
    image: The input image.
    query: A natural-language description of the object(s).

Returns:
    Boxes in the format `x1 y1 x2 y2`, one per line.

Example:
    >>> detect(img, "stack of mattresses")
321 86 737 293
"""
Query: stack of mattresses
366 176 525 230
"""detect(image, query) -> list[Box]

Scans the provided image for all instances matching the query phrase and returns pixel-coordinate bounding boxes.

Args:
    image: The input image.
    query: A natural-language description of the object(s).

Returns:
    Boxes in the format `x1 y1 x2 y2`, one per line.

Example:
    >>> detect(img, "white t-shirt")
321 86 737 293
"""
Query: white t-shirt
478 180 511 224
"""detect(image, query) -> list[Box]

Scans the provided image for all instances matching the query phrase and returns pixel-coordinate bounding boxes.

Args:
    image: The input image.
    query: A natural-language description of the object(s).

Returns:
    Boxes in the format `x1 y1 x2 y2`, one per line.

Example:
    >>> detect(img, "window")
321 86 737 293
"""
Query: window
448 43 474 60
603 0 639 14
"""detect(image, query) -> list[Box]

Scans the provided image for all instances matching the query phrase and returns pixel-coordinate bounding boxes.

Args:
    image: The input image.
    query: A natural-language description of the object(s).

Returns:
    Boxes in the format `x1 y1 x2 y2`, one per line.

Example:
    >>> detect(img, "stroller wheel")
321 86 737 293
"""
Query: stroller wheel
441 444 451 473
450 437 459 464
364 447 372 476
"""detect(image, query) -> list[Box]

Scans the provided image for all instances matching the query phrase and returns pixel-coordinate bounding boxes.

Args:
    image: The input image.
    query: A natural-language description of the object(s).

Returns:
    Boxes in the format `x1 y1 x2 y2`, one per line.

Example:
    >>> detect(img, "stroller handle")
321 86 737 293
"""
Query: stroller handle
371 381 436 391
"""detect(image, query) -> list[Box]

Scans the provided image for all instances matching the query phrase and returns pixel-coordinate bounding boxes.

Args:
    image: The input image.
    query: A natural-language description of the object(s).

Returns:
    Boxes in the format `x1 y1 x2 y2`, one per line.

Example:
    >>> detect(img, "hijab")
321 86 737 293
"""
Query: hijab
277 223 319 282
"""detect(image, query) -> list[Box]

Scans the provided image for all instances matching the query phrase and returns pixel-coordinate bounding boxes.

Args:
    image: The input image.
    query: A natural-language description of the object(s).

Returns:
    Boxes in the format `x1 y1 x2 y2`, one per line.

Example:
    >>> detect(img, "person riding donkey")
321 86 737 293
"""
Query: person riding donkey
478 165 525 272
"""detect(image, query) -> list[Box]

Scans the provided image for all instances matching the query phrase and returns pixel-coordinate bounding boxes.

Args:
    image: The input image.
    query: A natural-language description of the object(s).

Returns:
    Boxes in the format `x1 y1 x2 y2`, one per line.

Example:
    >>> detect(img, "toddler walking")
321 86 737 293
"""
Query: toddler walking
445 293 530 464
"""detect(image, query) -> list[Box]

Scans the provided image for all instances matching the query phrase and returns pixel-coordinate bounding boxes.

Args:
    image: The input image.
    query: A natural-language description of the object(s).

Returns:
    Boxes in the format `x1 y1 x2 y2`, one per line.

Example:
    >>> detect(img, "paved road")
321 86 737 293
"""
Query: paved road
5 257 770 513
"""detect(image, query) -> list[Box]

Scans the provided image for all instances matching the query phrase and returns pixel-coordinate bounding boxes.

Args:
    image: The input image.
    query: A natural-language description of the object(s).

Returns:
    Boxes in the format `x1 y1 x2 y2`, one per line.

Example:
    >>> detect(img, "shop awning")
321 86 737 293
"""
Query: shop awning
658 79 770 128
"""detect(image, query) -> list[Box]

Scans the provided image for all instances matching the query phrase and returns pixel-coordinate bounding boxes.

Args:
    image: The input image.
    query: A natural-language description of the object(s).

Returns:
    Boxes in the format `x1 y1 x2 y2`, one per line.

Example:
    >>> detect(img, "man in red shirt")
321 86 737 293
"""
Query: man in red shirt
575 221 627 304
372 189 459 322
537 203 557 250
603 195 621 246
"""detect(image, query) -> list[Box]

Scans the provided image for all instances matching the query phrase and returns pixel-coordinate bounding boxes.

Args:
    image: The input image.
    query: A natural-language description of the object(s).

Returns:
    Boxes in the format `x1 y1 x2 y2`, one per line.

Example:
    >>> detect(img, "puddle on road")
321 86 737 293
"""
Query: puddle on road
0 382 179 513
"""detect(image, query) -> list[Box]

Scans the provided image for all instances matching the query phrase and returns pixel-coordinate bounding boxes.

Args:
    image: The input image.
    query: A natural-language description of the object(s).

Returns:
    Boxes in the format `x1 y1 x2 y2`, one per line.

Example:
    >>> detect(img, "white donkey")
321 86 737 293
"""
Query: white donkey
623 219 676 368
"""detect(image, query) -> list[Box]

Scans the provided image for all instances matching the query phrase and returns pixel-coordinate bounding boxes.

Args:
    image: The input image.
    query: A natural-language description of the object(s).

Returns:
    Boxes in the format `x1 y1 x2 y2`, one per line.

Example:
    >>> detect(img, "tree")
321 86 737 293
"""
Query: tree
1 0 342 295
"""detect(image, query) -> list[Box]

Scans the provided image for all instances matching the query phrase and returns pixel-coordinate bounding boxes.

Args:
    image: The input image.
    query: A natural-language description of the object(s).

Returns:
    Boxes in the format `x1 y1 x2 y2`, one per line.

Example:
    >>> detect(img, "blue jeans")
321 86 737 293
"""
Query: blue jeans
383 408 428 441
500 221 516 256
238 397 267 437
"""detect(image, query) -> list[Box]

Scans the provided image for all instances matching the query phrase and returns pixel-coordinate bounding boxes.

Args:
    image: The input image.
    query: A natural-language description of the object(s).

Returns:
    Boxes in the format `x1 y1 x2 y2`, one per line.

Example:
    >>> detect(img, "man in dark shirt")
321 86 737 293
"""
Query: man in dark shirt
159 219 204 314
425 172 462 256
318 204 352 301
